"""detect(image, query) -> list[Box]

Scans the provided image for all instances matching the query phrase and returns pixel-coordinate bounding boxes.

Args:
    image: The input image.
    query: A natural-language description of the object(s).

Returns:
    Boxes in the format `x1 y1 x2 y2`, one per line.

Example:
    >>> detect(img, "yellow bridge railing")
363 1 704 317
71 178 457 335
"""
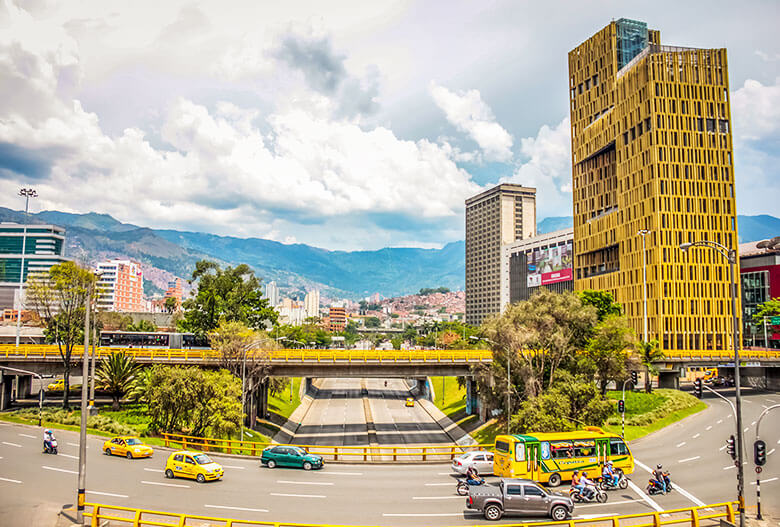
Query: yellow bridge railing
161 432 492 461
85 501 738 527
664 349 780 360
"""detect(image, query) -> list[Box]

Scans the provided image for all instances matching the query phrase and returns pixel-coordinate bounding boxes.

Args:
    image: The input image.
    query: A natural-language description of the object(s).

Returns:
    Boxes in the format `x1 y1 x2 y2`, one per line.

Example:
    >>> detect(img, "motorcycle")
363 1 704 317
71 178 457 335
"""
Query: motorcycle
43 439 58 455
457 477 486 496
569 484 608 503
599 471 629 490
646 473 673 495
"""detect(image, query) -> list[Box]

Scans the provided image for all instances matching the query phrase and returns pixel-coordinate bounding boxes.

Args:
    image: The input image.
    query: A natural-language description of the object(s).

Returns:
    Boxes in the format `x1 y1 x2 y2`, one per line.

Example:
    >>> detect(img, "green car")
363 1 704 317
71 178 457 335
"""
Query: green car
261 445 324 470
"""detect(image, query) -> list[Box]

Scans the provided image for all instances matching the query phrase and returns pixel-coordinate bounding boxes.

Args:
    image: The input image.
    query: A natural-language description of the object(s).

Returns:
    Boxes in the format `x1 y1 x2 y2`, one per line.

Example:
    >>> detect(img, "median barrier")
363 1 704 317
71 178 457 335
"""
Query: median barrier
84 501 739 527
161 432 492 462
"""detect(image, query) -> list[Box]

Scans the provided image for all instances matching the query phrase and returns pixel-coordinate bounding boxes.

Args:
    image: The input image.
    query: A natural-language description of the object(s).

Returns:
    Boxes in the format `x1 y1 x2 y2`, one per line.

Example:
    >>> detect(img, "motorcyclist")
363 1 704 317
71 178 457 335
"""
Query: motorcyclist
602 461 619 487
465 465 484 486
652 464 670 494
579 471 596 499
571 469 584 494
43 429 55 451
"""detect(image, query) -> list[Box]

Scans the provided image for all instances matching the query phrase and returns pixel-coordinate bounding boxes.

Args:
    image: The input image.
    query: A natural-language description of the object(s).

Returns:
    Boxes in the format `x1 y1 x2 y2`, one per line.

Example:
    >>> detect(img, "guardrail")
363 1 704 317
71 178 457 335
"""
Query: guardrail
161 432 492 461
0 345 493 364
84 501 738 527
664 349 780 360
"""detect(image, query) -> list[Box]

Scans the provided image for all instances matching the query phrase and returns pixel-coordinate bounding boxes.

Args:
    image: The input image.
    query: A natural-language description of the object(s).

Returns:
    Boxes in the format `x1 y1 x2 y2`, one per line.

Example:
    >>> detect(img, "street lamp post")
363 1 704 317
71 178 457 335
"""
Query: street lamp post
471 336 512 433
240 336 283 441
76 281 92 524
637 229 650 343
680 240 745 527
15 188 38 349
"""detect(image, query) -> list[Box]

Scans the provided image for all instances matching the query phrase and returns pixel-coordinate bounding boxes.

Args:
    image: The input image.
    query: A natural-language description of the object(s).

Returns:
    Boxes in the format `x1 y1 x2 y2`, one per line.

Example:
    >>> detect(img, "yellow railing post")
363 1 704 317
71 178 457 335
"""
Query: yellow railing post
652 512 661 527
691 508 700 527
334 447 338 461
90 505 99 527
725 502 735 523
393 448 397 462
422 447 427 461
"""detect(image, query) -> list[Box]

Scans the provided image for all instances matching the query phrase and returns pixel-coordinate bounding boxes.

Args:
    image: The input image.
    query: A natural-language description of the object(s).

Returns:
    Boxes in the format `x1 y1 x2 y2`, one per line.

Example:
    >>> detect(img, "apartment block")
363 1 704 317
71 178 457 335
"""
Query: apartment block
96 259 145 312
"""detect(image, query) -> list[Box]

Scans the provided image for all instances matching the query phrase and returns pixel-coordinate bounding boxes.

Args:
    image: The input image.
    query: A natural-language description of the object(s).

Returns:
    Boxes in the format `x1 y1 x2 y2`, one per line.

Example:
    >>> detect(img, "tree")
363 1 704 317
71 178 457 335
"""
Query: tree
127 319 158 332
96 352 141 410
364 316 381 328
179 261 277 335
163 296 179 314
190 369 243 437
638 340 664 392
753 297 780 345
26 261 97 409
578 290 622 322
585 315 638 394
208 320 272 380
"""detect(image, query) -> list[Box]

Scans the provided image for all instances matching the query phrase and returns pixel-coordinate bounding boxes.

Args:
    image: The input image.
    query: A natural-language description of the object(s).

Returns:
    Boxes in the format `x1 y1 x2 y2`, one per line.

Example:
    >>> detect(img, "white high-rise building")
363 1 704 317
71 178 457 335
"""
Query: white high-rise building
304 290 320 320
265 281 279 306
95 259 145 312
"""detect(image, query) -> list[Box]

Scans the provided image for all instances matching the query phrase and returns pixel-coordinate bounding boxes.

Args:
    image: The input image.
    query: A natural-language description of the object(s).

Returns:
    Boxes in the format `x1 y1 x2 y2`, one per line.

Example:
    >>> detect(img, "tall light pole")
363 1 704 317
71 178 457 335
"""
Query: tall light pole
637 229 650 343
15 188 37 349
680 240 744 527
471 336 512 433
240 336 281 441
76 280 92 524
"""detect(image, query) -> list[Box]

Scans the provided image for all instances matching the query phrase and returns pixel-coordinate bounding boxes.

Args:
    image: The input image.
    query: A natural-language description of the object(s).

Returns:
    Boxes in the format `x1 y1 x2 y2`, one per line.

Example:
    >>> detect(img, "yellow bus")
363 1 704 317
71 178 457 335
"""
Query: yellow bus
493 427 634 487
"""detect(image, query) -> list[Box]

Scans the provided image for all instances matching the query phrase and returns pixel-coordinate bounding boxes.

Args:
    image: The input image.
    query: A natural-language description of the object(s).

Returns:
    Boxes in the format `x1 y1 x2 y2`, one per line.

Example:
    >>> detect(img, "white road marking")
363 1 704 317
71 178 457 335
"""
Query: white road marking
2 442 21 448
412 496 464 500
219 465 245 470
59 454 78 460
724 465 735 470
751 421 757 426
719 445 727 451
750 477 777 484
635 459 703 506
143 468 164 473
576 500 635 509
18 434 36 439
744 427 749 433
66 443 88 449
627 479 663 512
679 456 701 463
43 465 77 474
277 480 334 486
692 433 700 439
706 426 713 431
383 513 464 517
141 480 189 488
87 490 128 498
425 482 454 486
768 449 775 456
205 505 268 513
324 471 363 476
269 492 325 498
717 419 723 424
676 442 686 447
0 477 22 484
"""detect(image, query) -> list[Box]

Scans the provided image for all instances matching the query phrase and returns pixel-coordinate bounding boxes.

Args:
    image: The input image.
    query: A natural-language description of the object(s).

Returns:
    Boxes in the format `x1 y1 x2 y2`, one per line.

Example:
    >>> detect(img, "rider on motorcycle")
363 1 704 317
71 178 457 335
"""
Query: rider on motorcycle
602 461 619 487
43 429 55 451
465 465 484 486
580 471 596 499
652 464 670 494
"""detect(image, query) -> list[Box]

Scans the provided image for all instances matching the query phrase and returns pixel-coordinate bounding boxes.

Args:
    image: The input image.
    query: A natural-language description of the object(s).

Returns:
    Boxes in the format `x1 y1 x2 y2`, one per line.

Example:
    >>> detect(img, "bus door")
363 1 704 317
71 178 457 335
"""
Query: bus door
525 441 541 482
596 439 609 473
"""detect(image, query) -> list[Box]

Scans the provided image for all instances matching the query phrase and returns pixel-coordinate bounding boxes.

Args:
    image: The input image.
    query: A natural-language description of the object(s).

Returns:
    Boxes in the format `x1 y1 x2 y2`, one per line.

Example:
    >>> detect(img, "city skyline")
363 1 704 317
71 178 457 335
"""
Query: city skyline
0 1 778 252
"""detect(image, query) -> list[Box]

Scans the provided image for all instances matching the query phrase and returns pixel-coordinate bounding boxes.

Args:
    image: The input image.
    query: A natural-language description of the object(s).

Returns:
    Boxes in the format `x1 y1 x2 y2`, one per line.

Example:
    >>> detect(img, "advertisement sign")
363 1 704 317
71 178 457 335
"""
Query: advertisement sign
527 241 573 287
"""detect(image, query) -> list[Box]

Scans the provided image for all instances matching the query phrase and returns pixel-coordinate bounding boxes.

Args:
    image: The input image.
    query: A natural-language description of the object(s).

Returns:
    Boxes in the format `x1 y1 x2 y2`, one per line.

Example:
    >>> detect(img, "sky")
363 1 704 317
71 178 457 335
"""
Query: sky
0 0 778 251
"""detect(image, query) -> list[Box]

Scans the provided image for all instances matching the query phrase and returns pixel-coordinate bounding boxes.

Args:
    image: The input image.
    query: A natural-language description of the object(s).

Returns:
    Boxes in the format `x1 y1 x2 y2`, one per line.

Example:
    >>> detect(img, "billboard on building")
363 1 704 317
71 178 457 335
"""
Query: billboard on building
526 242 573 287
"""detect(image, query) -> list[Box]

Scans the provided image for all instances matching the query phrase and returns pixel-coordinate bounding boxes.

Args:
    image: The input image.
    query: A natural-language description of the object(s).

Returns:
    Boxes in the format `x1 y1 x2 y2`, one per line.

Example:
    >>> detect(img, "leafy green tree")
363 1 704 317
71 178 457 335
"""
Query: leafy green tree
578 290 622 322
163 296 179 314
390 337 403 350
96 351 141 410
190 369 243 437
365 316 381 328
180 261 277 335
127 319 158 332
128 367 153 404
419 287 450 295
585 315 638 394
26 261 98 409
638 340 664 393
753 297 780 346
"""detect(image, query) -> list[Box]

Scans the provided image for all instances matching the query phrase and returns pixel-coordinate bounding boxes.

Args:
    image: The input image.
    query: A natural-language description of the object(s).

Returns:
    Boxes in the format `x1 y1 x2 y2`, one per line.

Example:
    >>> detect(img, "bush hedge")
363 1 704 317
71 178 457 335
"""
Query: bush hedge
606 389 700 426
11 408 136 436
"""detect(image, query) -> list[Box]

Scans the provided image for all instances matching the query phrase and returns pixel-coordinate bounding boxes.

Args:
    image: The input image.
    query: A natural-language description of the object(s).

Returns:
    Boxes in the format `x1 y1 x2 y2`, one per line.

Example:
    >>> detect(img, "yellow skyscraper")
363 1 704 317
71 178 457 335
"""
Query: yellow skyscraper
569 19 739 354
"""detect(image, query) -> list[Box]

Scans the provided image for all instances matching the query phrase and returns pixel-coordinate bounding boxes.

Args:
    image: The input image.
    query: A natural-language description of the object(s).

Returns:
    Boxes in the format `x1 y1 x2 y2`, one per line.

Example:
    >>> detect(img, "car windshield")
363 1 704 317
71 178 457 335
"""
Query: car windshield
193 454 213 465
292 447 307 456
125 438 142 445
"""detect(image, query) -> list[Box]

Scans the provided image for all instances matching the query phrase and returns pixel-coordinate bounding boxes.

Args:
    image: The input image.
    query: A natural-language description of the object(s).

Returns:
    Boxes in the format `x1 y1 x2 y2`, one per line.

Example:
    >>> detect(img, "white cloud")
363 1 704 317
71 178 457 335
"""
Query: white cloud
429 82 514 162
755 50 780 62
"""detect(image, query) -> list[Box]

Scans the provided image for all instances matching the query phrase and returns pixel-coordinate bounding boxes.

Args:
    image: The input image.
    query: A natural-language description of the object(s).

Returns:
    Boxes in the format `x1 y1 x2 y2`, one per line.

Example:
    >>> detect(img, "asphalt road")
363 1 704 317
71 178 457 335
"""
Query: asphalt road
0 389 777 526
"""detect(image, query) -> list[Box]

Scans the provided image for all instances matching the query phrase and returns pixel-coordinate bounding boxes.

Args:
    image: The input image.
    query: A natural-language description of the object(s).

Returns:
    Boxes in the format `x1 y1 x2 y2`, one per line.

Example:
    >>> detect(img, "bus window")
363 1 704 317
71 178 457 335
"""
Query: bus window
610 438 629 456
496 440 510 454
550 440 574 458
573 440 596 458
515 443 525 462
540 441 551 460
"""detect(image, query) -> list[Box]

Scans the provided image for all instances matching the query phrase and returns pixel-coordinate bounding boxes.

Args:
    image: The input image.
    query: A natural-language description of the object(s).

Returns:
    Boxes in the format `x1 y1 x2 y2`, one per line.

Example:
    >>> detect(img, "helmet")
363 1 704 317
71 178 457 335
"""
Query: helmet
582 471 588 477
45 429 52 434
573 470 579 475
606 460 613 466
656 464 662 469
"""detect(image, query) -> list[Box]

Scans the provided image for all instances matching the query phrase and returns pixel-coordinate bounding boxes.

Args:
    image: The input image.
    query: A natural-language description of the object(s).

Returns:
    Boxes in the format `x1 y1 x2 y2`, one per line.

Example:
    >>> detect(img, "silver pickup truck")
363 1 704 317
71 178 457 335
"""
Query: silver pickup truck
466 478 573 521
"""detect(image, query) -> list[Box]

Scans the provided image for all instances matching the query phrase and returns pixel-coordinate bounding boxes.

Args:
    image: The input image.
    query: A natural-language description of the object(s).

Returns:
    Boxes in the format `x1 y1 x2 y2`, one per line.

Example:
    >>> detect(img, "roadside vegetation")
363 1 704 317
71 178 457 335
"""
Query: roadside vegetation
604 388 705 441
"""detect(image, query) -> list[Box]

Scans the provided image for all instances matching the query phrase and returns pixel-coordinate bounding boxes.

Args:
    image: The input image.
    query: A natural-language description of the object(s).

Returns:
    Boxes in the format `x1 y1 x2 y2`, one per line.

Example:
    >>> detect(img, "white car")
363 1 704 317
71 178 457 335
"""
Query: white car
451 450 494 476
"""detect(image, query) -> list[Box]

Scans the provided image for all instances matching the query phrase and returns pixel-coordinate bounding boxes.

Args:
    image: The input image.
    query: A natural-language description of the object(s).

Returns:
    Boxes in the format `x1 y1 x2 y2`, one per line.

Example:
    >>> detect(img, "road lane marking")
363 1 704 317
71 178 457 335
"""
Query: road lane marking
220 465 245 469
324 471 363 476
627 479 663 512
706 426 712 431
717 419 723 424
87 490 128 498
676 442 686 447
142 480 189 488
425 482 454 486
412 496 463 500
277 480 334 486
750 478 778 485
43 465 77 474
18 434 36 439
635 459 704 507
438 472 455 475
768 449 775 456
383 513 464 517
678 456 701 463
205 505 268 513
719 445 727 451
144 468 164 473
0 477 22 484
751 421 757 426
576 500 636 509
692 433 700 439
59 454 78 460
2 442 21 448
723 466 735 470
269 493 325 498
744 428 749 433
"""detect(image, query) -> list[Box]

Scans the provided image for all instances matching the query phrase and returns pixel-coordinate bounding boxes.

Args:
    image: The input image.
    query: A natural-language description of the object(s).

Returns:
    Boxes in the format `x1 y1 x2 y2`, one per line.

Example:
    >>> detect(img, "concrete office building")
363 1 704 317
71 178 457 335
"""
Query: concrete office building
570 19 738 352
304 289 320 320
265 281 280 307
95 259 146 312
465 184 536 326
501 228 574 308
0 223 68 310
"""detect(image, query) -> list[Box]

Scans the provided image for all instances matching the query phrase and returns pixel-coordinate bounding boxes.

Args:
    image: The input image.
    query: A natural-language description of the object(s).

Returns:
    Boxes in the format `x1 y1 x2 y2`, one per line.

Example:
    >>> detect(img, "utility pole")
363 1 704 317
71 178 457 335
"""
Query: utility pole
76 283 91 524
15 188 37 348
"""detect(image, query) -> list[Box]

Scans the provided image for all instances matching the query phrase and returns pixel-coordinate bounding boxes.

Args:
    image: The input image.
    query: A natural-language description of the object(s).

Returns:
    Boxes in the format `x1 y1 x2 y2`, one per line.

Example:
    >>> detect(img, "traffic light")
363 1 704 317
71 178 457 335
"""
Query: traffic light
754 439 767 466
631 371 638 385
694 378 703 398
726 435 736 460
618 400 625 413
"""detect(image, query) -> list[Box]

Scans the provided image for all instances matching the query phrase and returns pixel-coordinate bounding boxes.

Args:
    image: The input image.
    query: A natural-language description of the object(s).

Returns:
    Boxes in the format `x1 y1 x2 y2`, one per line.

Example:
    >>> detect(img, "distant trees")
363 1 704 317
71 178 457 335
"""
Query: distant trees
127 319 158 332
179 261 277 335
163 297 178 314
419 287 450 295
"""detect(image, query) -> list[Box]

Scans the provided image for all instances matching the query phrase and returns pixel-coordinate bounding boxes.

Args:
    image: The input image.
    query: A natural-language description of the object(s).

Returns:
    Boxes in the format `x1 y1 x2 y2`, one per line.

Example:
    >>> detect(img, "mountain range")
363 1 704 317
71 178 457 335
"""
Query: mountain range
1 208 778 300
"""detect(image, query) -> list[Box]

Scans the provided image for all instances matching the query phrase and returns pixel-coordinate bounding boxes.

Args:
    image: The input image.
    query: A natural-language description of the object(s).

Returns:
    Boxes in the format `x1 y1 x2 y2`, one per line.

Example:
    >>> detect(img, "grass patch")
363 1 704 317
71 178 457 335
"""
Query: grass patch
268 378 301 421
430 376 467 421
603 389 706 441
471 419 502 446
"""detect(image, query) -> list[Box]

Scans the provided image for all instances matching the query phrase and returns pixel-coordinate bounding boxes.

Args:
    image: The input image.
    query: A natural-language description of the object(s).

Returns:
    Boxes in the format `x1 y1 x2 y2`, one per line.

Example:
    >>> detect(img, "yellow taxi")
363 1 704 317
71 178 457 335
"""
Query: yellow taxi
46 379 81 392
102 436 154 459
164 450 224 483
405 397 415 407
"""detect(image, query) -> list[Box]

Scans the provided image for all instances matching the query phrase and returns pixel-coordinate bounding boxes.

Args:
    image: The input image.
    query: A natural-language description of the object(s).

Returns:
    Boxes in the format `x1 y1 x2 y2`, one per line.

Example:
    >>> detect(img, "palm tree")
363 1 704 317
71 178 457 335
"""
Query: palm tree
96 352 141 410
639 340 664 393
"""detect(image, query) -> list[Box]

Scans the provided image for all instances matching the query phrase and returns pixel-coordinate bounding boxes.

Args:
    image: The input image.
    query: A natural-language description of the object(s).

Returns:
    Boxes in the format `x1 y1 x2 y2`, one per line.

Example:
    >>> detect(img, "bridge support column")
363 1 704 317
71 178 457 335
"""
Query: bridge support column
0 373 12 411
465 378 480 416
657 371 679 389
16 375 33 399
416 377 432 401
767 368 780 391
